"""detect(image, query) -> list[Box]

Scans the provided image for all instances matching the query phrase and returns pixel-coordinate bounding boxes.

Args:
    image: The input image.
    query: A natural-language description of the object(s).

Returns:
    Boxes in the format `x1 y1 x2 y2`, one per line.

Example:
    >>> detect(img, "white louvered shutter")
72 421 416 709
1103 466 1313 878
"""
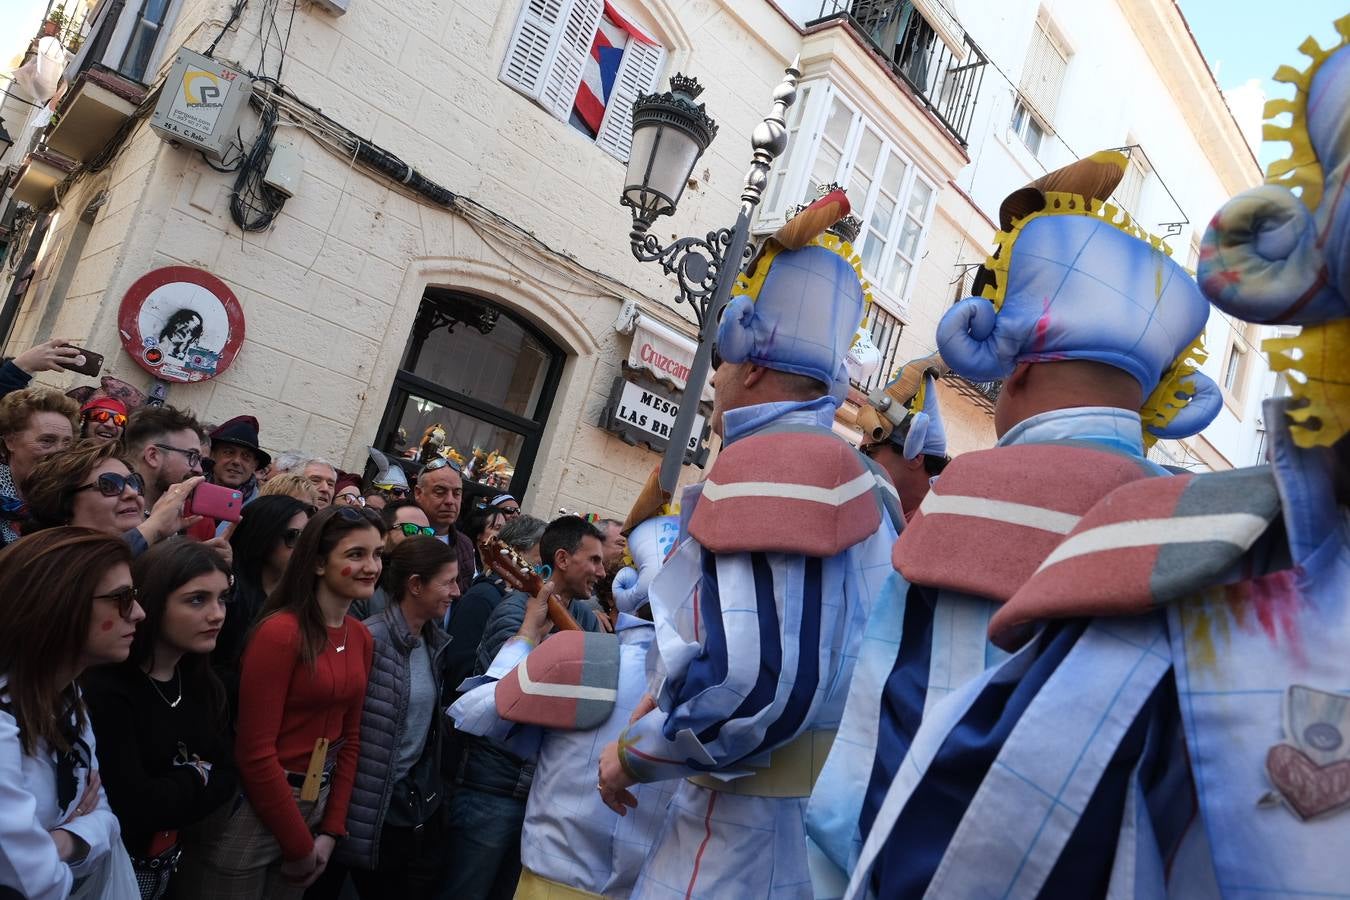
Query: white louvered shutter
500 0 575 101
539 0 604 121
594 39 666 162
1018 19 1068 127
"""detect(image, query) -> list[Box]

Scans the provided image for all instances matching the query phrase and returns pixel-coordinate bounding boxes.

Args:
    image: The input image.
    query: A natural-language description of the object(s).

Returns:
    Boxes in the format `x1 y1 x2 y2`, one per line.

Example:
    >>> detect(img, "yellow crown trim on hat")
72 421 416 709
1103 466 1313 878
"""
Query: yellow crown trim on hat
1253 16 1350 448
975 185 1199 444
1263 320 1350 448
733 234 875 337
1261 15 1350 212
977 190 1174 314
1139 334 1209 449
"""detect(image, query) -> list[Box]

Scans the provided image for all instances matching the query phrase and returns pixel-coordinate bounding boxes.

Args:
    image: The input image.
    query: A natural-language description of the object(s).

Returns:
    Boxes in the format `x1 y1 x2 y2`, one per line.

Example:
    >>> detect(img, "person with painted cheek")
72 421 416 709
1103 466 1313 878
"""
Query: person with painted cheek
0 527 145 898
78 396 128 445
176 505 379 898
20 439 204 558
83 539 239 899
0 387 78 548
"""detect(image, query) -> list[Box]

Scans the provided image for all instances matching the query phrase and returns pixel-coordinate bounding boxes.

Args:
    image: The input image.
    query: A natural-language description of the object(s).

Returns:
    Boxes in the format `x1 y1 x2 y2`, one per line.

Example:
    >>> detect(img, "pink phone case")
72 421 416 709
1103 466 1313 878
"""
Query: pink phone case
185 483 244 522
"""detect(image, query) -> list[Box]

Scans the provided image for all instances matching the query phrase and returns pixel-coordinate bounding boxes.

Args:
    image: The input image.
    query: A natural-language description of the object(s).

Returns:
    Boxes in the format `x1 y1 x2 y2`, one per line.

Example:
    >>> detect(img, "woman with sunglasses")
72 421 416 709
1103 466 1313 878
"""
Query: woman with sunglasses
83 539 238 899
0 527 144 898
341 536 459 898
216 495 313 717
78 396 129 445
184 505 380 898
22 439 203 556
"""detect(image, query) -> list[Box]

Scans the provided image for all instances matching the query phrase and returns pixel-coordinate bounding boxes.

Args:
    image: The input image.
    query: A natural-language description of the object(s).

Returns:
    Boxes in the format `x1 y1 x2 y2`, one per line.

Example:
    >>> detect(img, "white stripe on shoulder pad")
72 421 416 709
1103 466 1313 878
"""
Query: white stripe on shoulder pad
701 470 876 507
1036 513 1269 572
919 493 1081 535
517 655 618 702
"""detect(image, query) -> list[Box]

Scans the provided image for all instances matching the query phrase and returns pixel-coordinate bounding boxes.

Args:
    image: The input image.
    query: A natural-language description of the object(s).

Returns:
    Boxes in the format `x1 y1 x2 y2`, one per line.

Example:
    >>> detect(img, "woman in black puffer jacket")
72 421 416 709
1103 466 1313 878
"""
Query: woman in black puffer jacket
340 536 460 899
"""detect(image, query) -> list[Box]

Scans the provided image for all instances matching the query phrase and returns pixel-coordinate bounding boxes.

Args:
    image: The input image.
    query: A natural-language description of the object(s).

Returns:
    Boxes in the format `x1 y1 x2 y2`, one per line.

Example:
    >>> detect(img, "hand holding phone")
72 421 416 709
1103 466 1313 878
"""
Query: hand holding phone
57 344 103 377
11 339 90 375
184 482 245 523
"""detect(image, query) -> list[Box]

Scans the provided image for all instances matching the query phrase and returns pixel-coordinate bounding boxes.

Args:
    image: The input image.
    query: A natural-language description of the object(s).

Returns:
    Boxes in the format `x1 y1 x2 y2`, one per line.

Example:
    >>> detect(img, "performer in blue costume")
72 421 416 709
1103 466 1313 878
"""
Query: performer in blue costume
853 354 950 520
805 149 1227 897
840 29 1350 895
595 203 902 900
448 555 666 898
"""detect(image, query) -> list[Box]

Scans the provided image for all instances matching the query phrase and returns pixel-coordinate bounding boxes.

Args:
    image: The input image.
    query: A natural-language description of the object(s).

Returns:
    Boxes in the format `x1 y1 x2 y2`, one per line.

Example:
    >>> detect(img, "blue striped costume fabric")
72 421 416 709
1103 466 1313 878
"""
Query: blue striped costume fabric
619 397 900 899
840 400 1350 898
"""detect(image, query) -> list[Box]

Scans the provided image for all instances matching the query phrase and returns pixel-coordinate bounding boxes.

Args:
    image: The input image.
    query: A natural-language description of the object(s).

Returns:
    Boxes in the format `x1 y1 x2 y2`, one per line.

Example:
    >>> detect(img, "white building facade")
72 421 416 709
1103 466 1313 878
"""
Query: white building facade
0 0 1275 521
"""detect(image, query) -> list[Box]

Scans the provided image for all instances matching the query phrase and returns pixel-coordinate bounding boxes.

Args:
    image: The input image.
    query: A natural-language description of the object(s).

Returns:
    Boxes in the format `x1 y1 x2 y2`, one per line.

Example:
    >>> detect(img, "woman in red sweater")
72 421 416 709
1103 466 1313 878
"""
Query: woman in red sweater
181 505 382 898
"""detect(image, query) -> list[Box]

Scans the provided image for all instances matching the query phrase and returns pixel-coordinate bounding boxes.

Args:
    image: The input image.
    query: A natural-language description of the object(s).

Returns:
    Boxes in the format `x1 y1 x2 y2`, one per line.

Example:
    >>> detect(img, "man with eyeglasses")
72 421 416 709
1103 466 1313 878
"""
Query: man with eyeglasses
414 457 475 595
122 405 206 508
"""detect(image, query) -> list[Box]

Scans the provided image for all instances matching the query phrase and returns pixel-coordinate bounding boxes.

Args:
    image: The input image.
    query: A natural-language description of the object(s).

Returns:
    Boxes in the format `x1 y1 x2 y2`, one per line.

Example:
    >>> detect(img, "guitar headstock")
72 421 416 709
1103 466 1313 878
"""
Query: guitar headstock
483 536 544 596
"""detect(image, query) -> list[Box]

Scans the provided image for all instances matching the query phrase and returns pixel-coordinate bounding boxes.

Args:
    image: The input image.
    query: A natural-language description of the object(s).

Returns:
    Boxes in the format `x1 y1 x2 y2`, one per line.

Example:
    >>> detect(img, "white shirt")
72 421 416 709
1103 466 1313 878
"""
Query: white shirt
0 678 121 900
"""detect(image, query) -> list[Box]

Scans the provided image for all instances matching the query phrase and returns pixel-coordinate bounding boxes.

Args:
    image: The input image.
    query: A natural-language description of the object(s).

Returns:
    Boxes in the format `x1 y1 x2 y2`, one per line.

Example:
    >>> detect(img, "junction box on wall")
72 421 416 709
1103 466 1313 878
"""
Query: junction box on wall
150 48 254 161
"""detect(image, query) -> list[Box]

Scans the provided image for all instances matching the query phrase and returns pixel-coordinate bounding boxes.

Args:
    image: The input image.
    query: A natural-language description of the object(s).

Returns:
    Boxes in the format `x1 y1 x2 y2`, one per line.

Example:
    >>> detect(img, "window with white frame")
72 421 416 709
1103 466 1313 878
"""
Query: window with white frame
1222 336 1251 409
499 0 665 163
1113 148 1152 217
1015 13 1069 139
759 82 938 308
1010 97 1047 157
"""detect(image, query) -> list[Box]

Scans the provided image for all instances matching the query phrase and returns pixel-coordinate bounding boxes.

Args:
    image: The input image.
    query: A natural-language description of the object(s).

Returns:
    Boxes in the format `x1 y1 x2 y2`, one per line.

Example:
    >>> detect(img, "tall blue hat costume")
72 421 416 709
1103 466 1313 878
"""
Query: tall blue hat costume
854 353 949 460
804 150 1244 899
611 194 902 899
827 32 1350 890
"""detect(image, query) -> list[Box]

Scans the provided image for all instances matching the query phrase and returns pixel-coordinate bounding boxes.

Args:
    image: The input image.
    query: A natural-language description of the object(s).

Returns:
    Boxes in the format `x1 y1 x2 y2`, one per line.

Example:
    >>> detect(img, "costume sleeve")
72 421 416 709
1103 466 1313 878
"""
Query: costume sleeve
235 616 313 861
448 638 543 759
320 622 372 837
0 714 73 900
618 549 827 783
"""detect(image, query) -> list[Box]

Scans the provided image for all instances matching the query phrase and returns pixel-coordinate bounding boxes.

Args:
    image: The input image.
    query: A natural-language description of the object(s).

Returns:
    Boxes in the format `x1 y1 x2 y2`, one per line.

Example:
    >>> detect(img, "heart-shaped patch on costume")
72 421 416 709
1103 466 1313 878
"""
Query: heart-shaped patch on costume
1266 743 1350 820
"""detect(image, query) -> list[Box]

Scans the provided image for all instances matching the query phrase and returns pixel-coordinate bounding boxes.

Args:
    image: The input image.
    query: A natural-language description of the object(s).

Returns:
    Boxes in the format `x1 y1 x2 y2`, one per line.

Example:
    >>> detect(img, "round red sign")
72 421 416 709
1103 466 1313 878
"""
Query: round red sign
117 266 245 383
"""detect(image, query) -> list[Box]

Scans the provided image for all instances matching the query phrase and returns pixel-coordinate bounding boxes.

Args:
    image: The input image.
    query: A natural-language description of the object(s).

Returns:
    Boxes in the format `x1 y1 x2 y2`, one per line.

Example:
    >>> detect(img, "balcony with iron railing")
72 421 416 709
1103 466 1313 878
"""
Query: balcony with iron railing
810 0 988 146
849 303 906 394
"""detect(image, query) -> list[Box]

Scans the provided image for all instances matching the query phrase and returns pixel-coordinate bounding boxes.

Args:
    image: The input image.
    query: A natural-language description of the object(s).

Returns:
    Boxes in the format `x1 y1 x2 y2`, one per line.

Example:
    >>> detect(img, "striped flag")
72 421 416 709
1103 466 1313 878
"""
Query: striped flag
571 2 655 137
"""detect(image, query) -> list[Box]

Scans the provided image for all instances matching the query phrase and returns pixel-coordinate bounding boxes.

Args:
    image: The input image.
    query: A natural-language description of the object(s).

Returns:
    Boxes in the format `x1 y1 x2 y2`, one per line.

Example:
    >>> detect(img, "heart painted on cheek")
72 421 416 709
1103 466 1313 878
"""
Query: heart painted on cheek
341 566 353 577
100 619 115 632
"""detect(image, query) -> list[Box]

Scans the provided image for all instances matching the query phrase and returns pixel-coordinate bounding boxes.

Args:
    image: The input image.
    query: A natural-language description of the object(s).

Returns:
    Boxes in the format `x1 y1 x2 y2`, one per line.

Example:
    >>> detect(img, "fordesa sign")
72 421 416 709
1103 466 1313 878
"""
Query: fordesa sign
602 376 711 466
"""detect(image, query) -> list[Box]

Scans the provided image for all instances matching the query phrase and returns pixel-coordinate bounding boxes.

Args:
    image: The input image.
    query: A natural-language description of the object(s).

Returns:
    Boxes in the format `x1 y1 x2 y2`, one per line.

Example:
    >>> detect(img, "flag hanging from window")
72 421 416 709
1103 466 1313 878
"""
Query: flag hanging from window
571 2 655 138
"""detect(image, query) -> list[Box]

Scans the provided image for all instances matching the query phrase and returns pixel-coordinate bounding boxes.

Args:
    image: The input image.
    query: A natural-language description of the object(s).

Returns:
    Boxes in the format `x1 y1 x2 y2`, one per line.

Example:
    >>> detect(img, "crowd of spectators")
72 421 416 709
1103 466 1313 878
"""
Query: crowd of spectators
0 338 630 900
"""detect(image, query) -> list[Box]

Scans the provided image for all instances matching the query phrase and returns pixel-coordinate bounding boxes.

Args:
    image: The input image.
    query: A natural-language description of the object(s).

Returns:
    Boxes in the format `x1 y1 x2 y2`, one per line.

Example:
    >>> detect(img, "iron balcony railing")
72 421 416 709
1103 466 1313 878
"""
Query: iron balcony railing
812 0 987 146
851 303 905 394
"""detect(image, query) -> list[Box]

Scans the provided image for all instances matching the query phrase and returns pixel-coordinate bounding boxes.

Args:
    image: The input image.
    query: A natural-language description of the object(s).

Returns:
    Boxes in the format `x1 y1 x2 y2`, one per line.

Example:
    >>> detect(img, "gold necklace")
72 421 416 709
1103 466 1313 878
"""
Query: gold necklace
145 668 182 708
327 622 349 654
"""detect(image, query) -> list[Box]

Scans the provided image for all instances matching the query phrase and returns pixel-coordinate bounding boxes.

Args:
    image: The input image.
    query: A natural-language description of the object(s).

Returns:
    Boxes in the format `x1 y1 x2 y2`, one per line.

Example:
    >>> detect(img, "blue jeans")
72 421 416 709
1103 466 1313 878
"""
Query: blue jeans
437 787 526 900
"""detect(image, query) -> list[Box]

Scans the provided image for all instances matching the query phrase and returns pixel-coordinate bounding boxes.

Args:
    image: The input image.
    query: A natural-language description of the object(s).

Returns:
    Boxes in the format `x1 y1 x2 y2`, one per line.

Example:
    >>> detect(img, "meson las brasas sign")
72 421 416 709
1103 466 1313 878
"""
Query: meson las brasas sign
601 375 711 467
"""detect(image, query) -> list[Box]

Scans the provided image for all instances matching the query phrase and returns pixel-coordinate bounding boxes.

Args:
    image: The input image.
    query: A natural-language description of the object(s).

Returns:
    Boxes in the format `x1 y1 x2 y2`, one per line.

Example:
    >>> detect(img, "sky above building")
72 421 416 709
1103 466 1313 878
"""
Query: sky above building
1178 0 1345 168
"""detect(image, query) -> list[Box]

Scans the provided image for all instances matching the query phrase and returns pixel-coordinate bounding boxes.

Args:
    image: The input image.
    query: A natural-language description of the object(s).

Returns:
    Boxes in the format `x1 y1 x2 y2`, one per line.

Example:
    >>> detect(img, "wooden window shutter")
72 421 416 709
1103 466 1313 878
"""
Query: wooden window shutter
539 0 604 121
1018 19 1068 127
499 0 576 101
594 39 666 162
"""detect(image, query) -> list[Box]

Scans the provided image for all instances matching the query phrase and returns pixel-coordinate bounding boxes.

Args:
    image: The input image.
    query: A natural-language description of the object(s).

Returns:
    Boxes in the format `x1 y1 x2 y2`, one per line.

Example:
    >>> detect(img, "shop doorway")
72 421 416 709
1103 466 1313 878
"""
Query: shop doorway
374 289 564 509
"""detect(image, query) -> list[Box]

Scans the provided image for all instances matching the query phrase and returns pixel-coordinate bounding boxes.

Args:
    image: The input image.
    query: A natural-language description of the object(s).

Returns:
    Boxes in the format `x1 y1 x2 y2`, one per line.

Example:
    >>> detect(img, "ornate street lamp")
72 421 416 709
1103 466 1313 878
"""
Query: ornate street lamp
620 60 801 496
